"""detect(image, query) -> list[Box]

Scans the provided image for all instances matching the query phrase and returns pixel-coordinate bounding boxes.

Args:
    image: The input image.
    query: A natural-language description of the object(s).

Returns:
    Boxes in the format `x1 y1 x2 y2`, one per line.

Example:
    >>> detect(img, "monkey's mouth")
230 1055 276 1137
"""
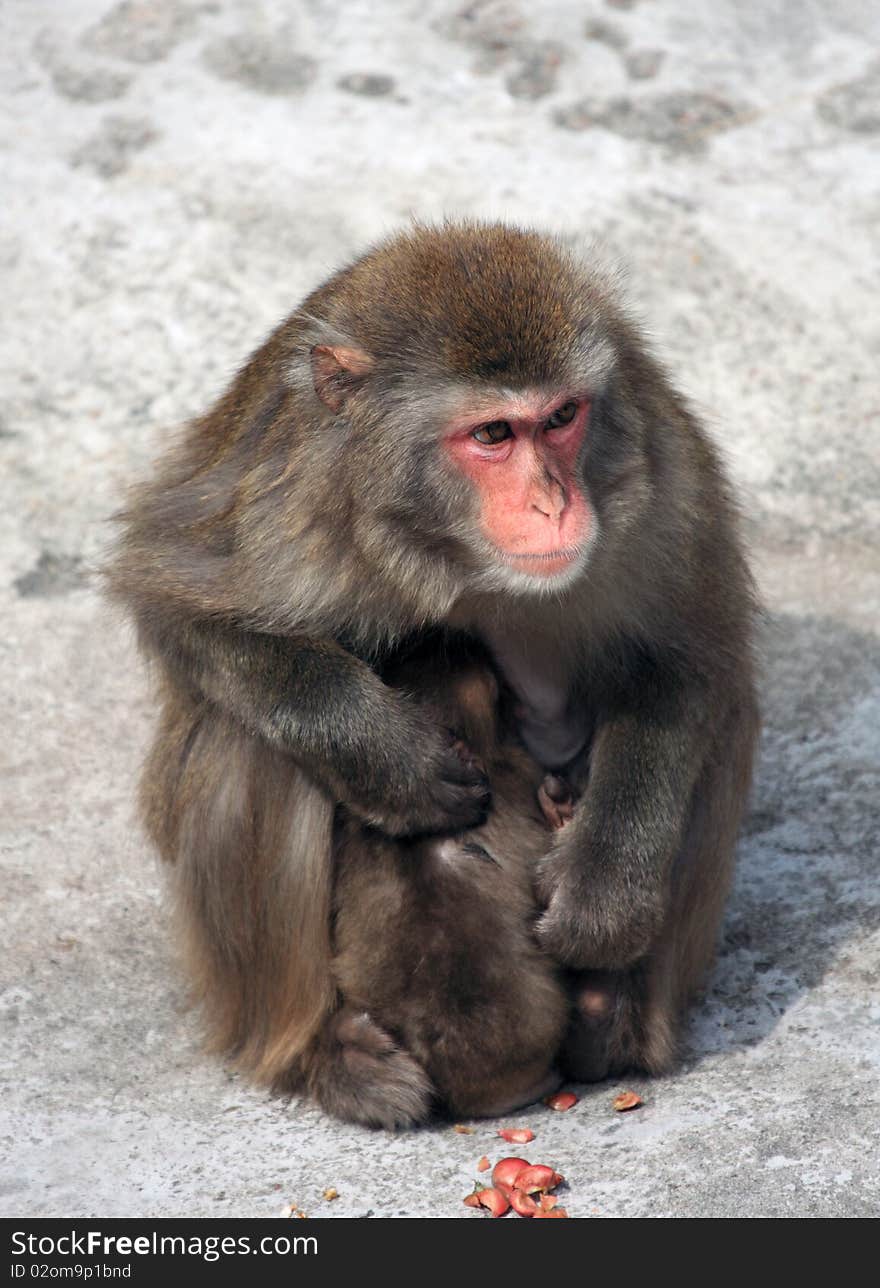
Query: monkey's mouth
499 546 583 576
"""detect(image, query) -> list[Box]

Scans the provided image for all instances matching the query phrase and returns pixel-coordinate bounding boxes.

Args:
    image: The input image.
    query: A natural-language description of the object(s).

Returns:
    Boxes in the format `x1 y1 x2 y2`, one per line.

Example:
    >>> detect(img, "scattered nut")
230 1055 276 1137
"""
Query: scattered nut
545 1091 578 1111
476 1187 510 1217
514 1165 564 1194
499 1127 535 1143
278 1204 308 1218
491 1157 530 1193
510 1190 540 1216
612 1091 643 1112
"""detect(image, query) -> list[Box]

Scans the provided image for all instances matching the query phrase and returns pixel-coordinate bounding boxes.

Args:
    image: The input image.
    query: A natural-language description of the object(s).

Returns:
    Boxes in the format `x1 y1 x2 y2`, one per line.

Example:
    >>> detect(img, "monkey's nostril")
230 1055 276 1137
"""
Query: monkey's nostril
532 499 565 521
531 493 566 522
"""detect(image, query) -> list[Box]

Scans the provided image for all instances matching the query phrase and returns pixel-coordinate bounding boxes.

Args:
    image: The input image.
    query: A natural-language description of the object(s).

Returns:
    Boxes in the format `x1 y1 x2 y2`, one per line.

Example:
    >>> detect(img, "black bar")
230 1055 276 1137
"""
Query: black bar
3 1217 607 1282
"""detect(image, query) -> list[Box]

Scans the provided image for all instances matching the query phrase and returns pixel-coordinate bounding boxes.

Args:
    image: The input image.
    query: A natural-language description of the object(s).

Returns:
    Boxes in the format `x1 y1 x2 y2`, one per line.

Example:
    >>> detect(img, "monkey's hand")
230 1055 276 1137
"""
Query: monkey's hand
534 685 711 969
334 708 492 839
534 831 667 970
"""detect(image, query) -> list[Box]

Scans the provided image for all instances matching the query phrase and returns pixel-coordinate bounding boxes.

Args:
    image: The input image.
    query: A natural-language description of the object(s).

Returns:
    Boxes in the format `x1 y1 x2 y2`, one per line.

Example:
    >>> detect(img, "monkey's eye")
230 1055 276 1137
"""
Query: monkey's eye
472 420 513 445
545 401 578 429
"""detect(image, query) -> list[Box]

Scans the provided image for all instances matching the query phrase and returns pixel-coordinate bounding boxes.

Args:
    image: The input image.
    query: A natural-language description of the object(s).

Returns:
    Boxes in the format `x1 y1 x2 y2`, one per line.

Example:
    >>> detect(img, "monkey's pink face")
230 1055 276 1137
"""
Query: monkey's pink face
444 394 592 580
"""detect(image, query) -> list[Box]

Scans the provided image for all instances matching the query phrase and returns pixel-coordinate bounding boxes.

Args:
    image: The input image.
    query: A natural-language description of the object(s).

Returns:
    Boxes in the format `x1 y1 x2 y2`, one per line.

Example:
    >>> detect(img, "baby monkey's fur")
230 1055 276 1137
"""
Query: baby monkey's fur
318 637 570 1125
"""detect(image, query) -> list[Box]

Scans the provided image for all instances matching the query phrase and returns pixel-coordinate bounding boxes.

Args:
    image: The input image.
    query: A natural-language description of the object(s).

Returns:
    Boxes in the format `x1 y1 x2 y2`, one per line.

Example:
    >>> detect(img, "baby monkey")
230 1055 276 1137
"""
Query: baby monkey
308 636 577 1127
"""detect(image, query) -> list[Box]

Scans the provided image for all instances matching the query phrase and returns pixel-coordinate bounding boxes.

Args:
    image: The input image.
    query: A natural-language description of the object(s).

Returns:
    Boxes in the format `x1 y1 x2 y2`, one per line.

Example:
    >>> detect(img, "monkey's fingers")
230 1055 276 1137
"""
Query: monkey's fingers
357 742 490 837
389 734 490 835
541 773 574 803
537 774 576 830
447 734 488 782
432 741 492 830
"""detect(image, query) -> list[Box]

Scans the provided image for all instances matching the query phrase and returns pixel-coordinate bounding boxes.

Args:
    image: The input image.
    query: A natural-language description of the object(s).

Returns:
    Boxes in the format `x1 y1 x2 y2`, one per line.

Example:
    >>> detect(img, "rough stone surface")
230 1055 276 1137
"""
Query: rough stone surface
1 0 878 1220
81 0 204 65
202 32 317 97
70 114 160 177
553 91 748 150
337 72 396 99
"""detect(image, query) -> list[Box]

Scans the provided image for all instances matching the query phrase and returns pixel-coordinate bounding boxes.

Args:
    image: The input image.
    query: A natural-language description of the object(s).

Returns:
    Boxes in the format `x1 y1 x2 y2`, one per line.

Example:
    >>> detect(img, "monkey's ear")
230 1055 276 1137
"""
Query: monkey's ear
310 344 375 412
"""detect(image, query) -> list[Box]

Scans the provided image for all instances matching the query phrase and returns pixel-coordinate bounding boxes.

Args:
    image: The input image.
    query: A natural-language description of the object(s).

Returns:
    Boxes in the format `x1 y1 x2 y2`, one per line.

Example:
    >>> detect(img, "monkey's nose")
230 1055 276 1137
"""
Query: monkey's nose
531 488 566 522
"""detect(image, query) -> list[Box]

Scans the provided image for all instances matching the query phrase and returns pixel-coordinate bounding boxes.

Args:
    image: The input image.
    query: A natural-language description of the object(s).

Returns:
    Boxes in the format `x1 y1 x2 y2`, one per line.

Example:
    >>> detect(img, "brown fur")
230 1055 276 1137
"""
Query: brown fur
107 222 759 1123
559 693 760 1081
143 685 337 1082
325 643 567 1123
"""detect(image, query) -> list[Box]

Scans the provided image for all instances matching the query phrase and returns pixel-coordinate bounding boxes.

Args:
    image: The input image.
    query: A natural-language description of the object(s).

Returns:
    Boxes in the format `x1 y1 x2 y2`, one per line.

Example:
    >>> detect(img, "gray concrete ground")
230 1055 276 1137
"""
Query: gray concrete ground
1 0 878 1220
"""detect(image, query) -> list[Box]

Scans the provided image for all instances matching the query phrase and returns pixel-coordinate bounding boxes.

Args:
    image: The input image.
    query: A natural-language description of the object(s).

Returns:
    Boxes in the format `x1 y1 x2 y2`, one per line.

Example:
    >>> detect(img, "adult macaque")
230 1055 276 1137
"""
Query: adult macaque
109 222 758 1124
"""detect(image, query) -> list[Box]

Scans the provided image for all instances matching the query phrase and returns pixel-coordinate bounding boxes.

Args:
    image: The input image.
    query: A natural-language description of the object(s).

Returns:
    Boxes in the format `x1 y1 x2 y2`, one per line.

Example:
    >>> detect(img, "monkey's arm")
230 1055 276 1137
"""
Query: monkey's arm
146 616 490 836
535 682 712 970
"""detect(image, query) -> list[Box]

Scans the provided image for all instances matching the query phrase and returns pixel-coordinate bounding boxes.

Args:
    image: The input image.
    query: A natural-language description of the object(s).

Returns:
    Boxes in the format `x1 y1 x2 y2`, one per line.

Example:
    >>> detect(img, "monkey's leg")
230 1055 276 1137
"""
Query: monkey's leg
561 700 759 1080
148 700 345 1088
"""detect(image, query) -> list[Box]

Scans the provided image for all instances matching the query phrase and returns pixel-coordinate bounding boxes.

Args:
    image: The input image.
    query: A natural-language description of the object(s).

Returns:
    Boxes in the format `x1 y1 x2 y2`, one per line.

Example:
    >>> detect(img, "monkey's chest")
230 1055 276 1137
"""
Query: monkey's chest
478 629 586 770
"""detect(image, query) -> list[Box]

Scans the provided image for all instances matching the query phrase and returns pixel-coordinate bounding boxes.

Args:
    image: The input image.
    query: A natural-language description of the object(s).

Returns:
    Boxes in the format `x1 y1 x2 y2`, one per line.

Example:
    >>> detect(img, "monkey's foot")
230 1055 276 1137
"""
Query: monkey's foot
306 1007 434 1130
560 969 676 1082
559 971 619 1082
